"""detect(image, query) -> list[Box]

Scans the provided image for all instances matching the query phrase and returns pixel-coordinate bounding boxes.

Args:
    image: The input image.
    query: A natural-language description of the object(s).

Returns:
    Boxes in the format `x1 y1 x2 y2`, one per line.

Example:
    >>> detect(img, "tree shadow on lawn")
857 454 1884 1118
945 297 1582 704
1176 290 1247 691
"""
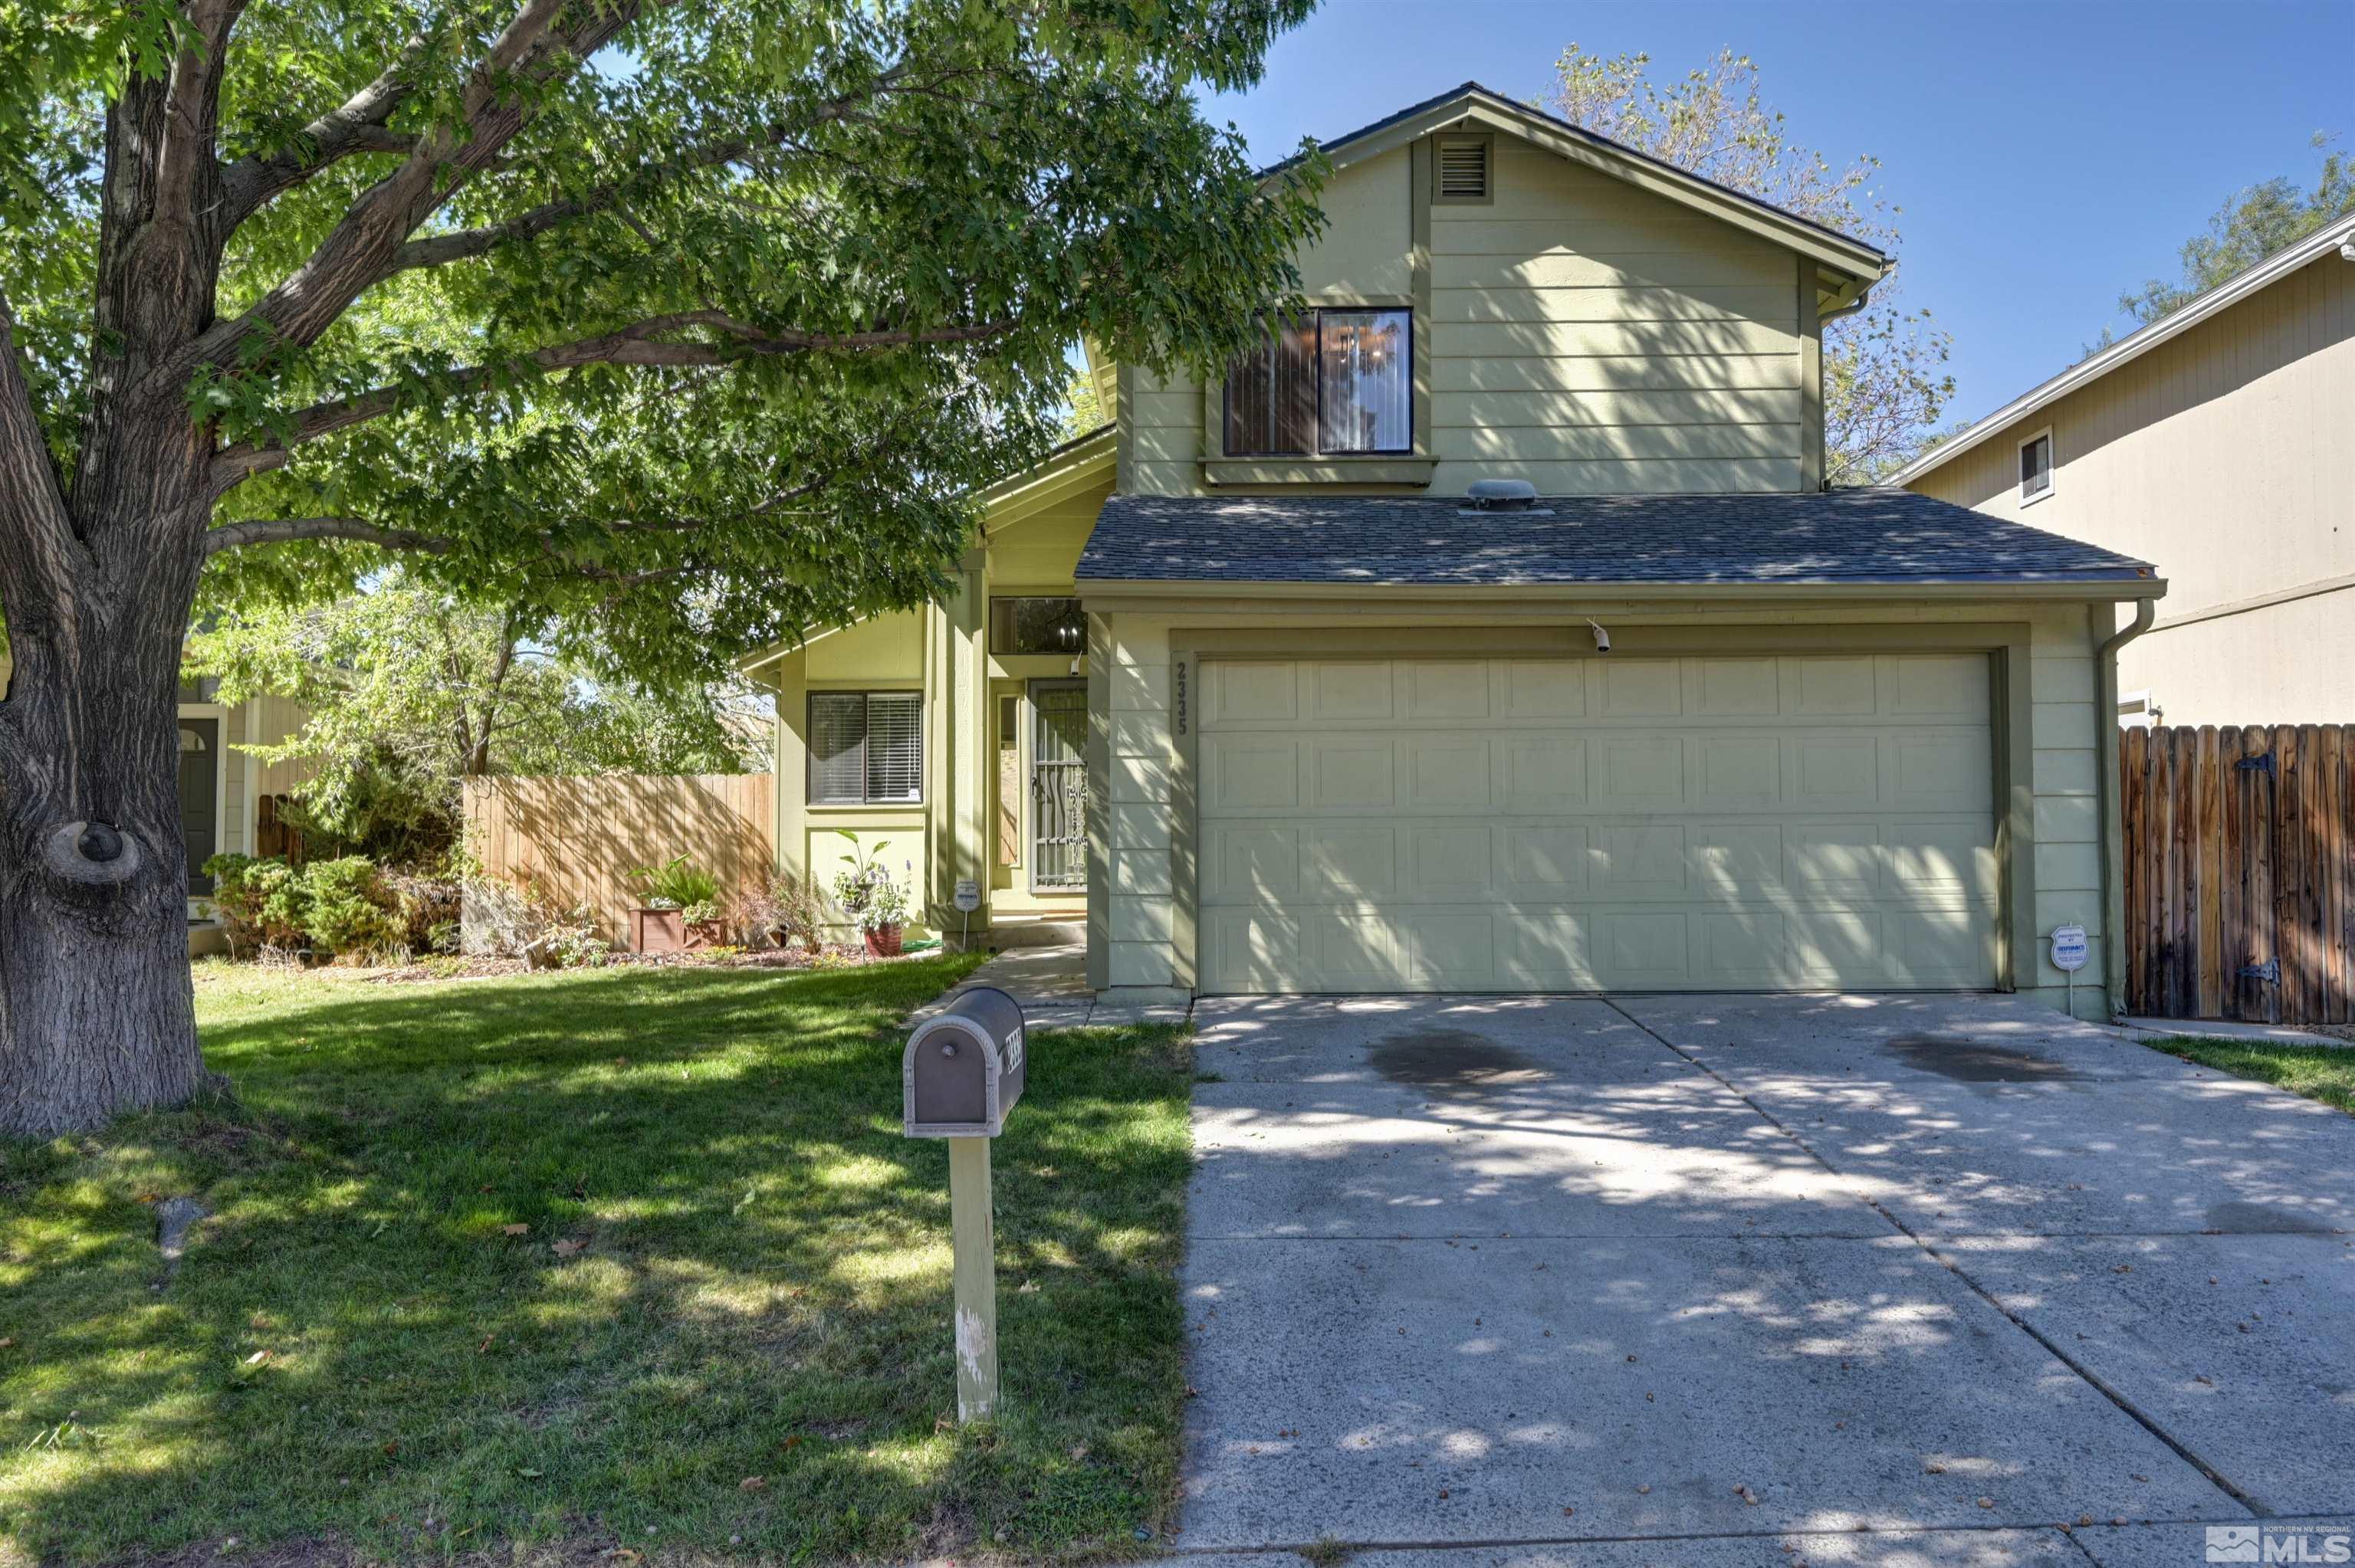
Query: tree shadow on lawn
0 959 1194 1566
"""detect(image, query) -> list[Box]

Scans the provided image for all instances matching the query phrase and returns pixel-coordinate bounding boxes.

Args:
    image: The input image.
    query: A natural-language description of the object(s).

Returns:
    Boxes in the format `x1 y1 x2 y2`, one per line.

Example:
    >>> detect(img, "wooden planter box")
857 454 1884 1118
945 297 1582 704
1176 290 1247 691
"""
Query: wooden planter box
631 907 686 955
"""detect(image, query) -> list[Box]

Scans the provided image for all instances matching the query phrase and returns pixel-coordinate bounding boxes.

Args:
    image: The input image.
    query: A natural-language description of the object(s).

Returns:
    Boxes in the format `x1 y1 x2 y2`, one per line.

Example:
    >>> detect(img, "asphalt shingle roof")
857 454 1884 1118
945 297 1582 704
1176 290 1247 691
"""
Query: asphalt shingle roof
1073 490 2156 589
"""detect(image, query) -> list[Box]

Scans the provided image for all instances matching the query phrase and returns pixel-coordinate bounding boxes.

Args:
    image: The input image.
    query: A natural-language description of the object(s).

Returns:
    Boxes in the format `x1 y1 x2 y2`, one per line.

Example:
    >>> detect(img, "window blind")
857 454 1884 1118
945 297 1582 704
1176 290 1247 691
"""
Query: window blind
808 693 869 803
865 694 923 802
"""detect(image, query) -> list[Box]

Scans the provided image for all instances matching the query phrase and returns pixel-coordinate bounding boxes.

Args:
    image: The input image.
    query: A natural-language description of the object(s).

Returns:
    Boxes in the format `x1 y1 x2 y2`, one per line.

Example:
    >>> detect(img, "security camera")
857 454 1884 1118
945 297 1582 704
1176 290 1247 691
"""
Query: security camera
1588 620 1611 655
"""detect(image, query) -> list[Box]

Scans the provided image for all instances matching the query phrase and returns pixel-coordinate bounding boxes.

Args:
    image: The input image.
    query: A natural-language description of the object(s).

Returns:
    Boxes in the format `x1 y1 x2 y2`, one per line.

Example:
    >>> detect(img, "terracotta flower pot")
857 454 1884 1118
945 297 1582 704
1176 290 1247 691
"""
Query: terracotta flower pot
863 923 904 958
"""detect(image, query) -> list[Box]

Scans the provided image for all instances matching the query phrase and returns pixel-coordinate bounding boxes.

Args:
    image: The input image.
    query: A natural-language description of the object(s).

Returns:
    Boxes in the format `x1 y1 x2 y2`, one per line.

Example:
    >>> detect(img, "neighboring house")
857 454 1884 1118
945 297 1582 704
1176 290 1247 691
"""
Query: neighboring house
1897 215 2355 727
743 84 2163 1019
0 648 310 952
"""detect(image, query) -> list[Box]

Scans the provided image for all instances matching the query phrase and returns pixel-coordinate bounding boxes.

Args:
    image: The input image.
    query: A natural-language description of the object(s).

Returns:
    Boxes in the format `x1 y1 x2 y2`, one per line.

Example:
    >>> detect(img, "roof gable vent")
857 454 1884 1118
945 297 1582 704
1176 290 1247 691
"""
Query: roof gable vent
1436 136 1490 200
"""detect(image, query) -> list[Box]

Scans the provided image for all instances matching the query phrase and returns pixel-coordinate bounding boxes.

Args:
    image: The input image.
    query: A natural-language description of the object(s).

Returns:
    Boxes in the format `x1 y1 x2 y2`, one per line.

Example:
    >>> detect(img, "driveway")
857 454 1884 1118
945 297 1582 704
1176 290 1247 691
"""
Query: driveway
1175 994 2355 1566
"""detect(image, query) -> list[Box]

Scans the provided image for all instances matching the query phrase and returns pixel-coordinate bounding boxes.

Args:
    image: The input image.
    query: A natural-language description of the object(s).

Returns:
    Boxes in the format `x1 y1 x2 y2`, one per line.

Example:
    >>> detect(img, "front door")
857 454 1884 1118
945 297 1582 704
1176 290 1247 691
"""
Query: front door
1030 682 1088 890
179 717 219 896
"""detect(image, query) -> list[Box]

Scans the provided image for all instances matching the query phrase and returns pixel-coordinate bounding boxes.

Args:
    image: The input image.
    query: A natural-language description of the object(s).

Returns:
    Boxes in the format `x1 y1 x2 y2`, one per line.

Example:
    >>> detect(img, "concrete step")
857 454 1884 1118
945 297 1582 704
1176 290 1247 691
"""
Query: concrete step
989 920 1086 950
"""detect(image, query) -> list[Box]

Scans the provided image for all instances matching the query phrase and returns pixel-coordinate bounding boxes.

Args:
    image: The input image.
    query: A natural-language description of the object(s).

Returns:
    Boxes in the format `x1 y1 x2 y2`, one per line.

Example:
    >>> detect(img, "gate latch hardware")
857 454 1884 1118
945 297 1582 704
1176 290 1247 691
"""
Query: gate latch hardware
2239 957 2281 984
2235 754 2278 779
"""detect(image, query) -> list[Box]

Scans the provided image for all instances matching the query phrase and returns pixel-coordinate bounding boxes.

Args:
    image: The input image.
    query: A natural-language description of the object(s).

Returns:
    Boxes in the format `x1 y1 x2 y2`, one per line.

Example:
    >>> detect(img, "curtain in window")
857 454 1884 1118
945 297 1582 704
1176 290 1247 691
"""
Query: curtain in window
1319 310 1410 453
1222 317 1315 455
865 694 923 802
809 694 868 803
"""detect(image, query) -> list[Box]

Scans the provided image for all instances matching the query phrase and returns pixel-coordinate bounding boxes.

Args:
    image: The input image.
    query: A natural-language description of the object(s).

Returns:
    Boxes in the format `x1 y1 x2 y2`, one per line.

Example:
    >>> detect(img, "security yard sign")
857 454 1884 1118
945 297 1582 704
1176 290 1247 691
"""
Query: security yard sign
2050 924 2089 972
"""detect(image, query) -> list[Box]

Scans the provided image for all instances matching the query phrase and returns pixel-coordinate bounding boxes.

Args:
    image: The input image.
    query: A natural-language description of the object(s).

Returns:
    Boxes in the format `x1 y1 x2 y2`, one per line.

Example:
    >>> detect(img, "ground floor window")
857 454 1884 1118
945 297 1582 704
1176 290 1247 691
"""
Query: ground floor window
809 691 923 804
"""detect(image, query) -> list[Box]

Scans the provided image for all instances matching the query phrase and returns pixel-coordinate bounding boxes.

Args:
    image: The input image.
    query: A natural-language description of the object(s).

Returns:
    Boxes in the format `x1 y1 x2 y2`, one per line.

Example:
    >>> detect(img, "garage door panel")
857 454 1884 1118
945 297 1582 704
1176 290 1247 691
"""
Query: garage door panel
1204 822 1300 904
1594 733 1685 809
1502 736 1587 810
1404 736 1492 809
1407 824 1494 899
1301 824 1397 901
1596 910 1693 986
1309 661 1394 720
1309 738 1396 809
1197 654 1998 994
1403 912 1497 986
1207 661 1299 725
1503 824 1590 893
1698 733 1783 808
1595 824 1688 897
1495 913 1594 986
1203 735 1301 812
1499 660 1587 718
1601 660 1683 717
1403 659 1491 720
1693 658 1782 716
1892 733 1995 811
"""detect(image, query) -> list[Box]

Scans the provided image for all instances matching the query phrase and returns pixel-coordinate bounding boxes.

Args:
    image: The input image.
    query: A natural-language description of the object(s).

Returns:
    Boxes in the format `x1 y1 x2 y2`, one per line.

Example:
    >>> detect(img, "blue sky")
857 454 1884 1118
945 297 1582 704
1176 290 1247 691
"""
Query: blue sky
1201 0 2354 425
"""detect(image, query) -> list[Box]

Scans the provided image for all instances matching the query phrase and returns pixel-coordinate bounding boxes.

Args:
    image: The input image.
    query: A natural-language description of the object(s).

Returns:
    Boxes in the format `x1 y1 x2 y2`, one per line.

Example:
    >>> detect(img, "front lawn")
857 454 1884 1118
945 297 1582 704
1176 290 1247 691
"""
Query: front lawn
0 957 1194 1565
2160 1035 2355 1116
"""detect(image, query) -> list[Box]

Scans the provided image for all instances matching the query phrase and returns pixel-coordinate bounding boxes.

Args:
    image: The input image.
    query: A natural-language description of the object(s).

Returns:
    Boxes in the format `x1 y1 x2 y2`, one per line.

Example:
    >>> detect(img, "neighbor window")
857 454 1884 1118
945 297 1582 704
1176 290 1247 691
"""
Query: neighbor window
988 595 1086 656
808 691 922 804
2018 428 2054 504
1223 308 1412 456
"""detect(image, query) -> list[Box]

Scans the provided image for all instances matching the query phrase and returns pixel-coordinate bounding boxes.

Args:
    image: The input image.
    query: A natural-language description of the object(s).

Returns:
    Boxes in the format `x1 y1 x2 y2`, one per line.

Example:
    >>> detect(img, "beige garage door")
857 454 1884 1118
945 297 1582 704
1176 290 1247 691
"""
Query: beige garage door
1195 654 1999 993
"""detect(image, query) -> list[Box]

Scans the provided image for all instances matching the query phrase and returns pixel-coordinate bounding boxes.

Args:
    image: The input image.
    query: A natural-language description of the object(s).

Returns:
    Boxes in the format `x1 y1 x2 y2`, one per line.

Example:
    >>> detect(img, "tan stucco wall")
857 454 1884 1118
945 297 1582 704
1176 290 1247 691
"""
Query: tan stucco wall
1908 248 2354 726
1085 596 2123 1018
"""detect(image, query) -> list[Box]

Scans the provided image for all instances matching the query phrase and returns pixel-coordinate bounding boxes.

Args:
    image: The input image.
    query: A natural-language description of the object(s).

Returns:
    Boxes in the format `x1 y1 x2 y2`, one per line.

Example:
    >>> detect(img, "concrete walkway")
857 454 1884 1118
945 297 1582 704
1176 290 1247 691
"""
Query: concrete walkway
911 943 1189 1028
1176 992 2355 1565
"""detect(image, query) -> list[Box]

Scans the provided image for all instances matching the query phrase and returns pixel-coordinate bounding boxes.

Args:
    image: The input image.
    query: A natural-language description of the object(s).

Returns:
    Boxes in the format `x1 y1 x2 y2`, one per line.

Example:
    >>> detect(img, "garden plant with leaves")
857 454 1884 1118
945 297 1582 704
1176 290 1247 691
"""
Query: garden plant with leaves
0 0 1325 1134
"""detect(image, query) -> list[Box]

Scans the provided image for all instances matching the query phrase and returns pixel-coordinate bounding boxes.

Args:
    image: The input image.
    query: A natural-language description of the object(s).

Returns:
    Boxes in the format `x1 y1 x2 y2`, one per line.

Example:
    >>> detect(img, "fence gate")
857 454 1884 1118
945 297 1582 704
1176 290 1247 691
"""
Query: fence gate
2121 725 2353 1023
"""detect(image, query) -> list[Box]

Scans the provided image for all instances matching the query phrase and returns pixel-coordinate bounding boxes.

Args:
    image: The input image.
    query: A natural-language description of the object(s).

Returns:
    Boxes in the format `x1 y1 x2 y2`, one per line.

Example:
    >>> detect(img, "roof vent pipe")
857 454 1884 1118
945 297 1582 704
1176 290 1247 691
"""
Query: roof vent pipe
1464 478 1539 512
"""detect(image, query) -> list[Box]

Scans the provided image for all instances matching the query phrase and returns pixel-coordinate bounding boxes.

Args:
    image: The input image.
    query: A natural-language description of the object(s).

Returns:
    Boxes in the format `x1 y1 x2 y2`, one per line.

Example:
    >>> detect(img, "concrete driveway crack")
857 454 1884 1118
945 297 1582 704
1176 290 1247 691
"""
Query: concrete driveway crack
1598 997 2272 1522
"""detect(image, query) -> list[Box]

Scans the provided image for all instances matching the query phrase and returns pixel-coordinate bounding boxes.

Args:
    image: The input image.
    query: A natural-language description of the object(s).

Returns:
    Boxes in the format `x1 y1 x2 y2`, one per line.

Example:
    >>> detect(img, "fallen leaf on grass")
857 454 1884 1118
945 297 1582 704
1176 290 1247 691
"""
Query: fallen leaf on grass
738 1476 765 1491
501 1223 529 1237
552 1238 587 1258
477 1336 495 1354
243 1350 271 1366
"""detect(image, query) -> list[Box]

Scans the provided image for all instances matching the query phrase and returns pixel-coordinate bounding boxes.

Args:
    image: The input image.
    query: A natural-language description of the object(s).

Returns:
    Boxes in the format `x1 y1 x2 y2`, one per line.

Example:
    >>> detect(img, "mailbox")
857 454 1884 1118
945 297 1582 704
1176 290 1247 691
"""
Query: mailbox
903 986 1026 1138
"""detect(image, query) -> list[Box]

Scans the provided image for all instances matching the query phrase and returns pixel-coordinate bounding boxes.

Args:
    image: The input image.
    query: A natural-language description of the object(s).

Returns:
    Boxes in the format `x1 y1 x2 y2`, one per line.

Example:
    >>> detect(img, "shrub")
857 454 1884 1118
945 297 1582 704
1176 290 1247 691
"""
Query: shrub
302 856 405 960
465 874 609 968
203 854 305 955
381 868 461 953
626 854 718 910
728 872 827 950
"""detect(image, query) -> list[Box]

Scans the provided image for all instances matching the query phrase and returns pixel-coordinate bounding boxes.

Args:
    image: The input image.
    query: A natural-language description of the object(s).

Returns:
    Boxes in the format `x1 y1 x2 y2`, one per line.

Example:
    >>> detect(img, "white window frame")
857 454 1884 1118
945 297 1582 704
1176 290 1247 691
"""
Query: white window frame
2017 425 2056 507
2117 689 2160 730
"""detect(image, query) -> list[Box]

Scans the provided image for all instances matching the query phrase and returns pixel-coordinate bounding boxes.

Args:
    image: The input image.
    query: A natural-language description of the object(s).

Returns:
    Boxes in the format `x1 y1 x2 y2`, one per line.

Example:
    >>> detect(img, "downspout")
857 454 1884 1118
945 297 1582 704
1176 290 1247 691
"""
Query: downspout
2095 597 2156 1019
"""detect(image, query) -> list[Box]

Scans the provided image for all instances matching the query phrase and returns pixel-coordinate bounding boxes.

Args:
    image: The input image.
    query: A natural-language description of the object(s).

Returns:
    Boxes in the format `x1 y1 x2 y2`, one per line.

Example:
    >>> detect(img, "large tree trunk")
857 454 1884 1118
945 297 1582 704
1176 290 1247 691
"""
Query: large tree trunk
0 526 212 1137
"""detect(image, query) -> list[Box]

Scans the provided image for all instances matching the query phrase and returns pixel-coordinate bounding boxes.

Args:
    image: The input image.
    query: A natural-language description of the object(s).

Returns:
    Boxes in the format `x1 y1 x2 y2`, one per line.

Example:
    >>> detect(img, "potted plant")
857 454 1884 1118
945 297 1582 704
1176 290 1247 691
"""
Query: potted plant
831 832 914 957
626 855 718 955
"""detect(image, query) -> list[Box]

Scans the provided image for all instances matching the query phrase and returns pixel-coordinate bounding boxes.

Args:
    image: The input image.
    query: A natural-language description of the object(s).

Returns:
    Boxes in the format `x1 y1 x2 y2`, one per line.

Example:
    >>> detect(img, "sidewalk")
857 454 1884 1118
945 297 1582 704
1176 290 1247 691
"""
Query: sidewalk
909 943 1190 1028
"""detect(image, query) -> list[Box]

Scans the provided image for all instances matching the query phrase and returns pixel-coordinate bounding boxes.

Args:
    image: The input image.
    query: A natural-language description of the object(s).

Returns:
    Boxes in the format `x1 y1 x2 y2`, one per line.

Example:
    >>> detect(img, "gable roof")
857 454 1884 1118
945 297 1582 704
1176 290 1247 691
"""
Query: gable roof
1263 81 1890 309
1894 213 2355 486
1075 490 2159 595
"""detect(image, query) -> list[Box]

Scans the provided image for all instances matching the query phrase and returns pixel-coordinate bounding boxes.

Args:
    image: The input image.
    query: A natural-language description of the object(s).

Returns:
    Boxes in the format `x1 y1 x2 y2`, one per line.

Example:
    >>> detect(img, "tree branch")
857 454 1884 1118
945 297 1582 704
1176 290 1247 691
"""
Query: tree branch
210 312 1017 485
201 516 455 556
379 73 908 274
0 289 90 605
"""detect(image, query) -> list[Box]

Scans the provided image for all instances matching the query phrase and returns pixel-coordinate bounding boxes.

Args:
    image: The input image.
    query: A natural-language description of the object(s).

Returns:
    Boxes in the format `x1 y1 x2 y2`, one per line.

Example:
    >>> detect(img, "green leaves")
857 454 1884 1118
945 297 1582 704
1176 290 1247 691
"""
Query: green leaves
7 0 1325 672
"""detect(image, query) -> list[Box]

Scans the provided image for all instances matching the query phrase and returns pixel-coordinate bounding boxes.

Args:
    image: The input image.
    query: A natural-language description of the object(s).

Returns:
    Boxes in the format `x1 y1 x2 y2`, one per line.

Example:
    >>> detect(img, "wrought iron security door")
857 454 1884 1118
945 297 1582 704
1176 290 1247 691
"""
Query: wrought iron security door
1030 683 1088 890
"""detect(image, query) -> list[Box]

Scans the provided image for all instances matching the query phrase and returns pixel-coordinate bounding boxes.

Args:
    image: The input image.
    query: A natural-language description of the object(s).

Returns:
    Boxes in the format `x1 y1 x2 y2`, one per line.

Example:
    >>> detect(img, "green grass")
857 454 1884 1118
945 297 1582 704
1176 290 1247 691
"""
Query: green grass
2160 1035 2355 1116
0 956 1196 1566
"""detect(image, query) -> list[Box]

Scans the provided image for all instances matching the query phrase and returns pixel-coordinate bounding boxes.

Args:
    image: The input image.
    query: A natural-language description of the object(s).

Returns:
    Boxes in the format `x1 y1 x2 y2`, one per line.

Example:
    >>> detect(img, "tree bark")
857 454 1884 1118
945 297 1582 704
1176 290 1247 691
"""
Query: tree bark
0 525 212 1137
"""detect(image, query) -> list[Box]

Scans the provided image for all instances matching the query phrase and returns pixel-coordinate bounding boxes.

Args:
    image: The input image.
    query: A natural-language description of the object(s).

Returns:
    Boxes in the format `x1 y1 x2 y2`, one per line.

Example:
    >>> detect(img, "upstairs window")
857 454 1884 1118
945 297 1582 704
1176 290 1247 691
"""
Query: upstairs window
1223 308 1412 457
809 691 922 804
2018 428 2054 504
988 596 1086 656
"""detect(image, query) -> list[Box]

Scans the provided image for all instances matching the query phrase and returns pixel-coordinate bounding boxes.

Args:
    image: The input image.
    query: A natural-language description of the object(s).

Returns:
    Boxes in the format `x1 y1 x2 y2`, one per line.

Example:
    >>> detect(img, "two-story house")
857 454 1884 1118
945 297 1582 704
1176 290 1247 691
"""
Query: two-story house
1898 214 2355 727
744 84 2164 1020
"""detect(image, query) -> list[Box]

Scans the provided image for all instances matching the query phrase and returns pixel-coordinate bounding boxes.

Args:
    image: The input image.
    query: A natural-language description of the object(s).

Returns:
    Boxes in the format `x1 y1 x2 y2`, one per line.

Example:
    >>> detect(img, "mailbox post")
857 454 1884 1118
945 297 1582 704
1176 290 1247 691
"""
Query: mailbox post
902 986 1026 1422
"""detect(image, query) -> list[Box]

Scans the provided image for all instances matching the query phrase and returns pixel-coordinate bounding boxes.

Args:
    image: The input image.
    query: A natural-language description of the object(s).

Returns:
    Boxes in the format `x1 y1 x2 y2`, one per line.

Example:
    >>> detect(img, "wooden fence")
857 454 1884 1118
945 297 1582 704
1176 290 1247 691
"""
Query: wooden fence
464 773 775 946
2121 726 2355 1023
